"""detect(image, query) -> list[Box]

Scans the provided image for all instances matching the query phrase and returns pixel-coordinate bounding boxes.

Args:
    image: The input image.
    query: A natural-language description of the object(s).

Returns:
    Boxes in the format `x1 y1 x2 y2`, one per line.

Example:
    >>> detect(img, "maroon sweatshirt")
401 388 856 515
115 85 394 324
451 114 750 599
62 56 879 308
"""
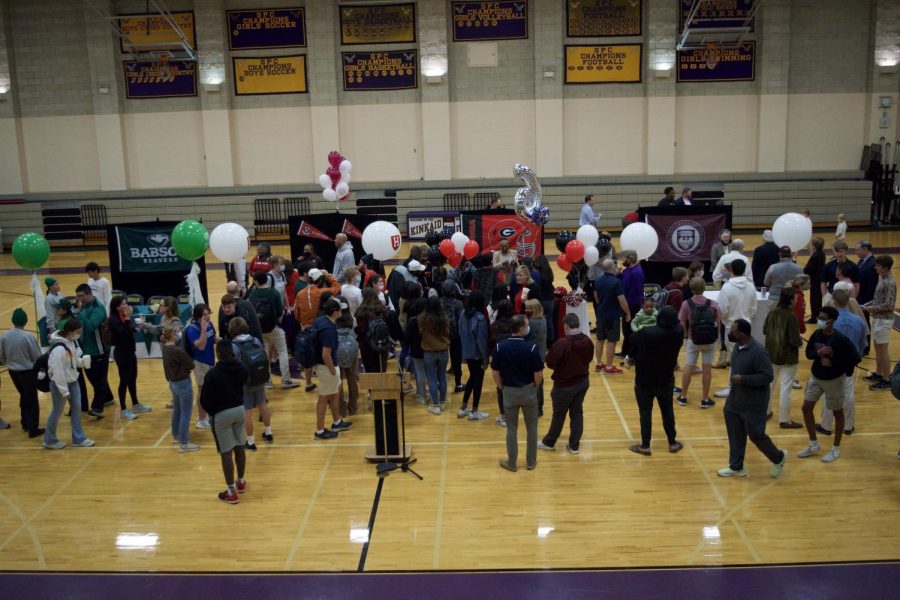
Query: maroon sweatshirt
545 333 595 387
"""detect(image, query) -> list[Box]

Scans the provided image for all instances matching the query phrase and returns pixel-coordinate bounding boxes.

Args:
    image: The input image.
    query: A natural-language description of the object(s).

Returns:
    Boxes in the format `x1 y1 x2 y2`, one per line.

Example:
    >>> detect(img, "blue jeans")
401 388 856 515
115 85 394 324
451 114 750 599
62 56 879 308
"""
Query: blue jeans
423 350 449 406
169 378 194 444
44 381 87 446
399 341 411 374
412 358 428 399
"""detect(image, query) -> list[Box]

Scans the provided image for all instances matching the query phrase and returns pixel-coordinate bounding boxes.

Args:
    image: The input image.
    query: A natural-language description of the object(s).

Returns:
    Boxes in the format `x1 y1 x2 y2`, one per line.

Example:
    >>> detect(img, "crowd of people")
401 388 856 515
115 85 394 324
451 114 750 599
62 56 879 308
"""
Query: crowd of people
1 223 898 503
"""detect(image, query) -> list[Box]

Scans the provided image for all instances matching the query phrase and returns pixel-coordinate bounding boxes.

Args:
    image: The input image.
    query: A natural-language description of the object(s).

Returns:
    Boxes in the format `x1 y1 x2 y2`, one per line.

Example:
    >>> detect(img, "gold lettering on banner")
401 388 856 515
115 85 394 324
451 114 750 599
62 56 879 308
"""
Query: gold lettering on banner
125 62 192 84
567 0 641 37
340 4 416 44
119 12 195 50
453 4 526 27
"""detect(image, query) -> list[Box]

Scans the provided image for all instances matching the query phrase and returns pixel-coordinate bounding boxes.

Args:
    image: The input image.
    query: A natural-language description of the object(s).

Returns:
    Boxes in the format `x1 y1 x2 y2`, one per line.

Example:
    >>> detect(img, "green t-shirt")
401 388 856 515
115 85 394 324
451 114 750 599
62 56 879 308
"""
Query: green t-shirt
294 279 309 295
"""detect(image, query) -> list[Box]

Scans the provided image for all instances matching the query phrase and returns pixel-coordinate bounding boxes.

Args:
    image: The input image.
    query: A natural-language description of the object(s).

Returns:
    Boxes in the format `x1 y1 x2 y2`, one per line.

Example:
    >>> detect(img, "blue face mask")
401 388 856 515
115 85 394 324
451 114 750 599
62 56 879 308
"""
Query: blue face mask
816 319 828 330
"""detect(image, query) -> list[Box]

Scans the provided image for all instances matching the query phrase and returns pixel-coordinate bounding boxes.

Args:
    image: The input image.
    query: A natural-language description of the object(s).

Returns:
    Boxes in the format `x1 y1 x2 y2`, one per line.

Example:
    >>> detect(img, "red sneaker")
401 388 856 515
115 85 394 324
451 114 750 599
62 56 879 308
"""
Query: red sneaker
595 363 606 372
218 489 239 504
236 479 247 494
603 366 623 375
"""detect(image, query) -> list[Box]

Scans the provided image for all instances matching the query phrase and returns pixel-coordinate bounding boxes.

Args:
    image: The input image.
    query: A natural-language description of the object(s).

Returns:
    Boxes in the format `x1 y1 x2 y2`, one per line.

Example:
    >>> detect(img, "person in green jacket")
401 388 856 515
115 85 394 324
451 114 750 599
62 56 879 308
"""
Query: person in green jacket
763 287 803 428
75 283 113 417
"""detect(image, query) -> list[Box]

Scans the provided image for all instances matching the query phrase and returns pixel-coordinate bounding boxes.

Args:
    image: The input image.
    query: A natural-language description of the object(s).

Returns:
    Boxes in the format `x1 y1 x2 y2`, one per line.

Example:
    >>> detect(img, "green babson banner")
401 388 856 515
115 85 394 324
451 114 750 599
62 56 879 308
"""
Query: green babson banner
116 225 193 273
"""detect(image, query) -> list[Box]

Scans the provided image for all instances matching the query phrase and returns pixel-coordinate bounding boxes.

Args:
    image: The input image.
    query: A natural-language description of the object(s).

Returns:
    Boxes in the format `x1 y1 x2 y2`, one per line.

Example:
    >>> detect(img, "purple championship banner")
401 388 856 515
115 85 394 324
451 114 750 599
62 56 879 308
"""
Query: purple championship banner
451 1 528 41
227 8 306 50
342 50 417 91
677 41 755 82
679 0 754 30
646 213 726 262
123 60 197 99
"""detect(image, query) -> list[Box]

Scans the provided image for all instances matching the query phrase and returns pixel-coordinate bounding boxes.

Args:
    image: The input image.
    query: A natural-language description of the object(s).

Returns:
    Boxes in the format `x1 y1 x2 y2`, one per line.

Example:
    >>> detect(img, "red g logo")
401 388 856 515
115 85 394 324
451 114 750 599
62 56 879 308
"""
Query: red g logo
391 234 401 251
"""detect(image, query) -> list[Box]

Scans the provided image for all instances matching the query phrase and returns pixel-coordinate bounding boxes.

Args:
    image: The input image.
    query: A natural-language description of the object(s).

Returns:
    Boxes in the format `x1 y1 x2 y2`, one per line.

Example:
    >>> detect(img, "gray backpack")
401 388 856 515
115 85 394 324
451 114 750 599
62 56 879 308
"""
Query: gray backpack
336 327 359 369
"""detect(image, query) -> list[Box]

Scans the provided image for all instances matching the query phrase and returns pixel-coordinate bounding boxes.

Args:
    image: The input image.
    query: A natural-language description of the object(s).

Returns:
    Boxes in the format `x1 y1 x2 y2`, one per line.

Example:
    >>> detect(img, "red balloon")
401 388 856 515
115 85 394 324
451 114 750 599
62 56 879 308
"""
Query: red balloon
557 254 572 272
448 252 463 268
622 211 639 227
327 166 341 186
328 151 343 168
463 240 480 260
565 240 585 263
439 239 455 258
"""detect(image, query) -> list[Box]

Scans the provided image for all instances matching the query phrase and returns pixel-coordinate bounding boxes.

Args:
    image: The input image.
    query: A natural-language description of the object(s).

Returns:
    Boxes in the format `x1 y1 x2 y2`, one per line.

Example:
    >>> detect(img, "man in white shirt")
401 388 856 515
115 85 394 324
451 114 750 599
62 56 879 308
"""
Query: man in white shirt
85 262 112 312
579 195 600 227
712 239 753 287
715 259 758 398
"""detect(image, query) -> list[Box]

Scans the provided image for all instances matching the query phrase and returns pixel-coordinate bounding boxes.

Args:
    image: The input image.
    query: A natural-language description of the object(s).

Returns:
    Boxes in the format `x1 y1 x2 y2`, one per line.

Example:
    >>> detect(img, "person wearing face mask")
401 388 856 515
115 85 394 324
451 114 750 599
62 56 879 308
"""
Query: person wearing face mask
333 234 355 284
161 322 199 452
798 307 860 463
717 319 786 479
43 319 95 450
341 266 364 319
267 256 289 309
302 244 325 270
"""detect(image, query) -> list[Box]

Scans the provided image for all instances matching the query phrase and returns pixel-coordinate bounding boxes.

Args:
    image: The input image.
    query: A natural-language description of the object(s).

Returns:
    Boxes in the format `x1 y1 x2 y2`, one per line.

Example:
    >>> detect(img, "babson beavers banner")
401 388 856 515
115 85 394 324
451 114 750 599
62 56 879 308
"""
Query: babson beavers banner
116 225 193 273
645 213 727 262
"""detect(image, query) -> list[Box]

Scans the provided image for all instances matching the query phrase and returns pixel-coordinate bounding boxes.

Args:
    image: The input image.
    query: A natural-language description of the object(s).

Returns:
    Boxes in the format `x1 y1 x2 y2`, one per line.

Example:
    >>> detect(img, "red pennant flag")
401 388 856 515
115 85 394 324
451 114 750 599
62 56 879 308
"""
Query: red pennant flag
297 220 333 241
341 219 363 239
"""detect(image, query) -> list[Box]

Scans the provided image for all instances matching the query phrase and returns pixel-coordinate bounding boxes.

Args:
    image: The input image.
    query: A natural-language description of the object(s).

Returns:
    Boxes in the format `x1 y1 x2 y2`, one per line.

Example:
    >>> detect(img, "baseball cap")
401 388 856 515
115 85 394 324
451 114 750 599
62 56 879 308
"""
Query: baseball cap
408 260 425 272
308 268 323 281
44 277 58 288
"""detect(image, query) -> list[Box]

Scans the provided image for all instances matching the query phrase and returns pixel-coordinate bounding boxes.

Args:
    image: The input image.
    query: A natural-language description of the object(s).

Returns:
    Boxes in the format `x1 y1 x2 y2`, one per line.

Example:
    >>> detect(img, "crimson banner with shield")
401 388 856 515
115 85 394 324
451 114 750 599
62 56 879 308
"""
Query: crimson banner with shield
646 213 726 262
461 210 544 260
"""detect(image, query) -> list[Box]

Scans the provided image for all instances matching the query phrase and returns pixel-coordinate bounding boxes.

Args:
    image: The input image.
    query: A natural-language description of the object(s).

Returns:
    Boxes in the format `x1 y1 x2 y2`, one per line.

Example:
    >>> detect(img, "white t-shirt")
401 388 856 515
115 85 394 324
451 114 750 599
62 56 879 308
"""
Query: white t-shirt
835 221 847 240
88 277 112 312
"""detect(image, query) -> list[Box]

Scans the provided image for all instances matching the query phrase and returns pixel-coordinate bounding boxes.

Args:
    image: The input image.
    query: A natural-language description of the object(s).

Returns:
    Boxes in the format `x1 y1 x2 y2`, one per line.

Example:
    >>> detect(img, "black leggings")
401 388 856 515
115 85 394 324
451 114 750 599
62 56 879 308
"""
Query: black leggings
449 336 463 386
114 350 139 409
462 359 485 410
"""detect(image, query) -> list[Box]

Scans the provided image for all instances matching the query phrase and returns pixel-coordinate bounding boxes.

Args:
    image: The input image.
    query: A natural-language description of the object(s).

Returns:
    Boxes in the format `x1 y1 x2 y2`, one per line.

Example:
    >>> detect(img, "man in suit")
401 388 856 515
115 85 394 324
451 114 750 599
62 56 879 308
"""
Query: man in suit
674 187 693 206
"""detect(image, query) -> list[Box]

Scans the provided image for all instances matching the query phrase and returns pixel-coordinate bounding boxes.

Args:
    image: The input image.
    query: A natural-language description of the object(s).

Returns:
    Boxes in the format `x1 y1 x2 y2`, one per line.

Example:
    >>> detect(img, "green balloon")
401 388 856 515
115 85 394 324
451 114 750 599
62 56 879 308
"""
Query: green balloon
12 232 51 271
171 220 209 262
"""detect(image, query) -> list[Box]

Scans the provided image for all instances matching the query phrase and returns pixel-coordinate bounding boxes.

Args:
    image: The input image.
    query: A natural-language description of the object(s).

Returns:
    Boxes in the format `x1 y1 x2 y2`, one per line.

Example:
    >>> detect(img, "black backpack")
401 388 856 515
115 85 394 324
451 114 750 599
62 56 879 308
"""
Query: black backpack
250 291 276 333
183 321 196 356
294 325 318 369
689 299 718 345
234 338 270 386
366 317 391 353
34 342 68 393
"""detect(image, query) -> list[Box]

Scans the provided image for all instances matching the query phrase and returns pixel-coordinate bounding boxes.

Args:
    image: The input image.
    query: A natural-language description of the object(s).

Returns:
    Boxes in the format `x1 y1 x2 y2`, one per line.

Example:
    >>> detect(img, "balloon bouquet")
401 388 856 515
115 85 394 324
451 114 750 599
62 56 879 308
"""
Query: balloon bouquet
11 232 52 345
171 220 210 306
318 151 353 204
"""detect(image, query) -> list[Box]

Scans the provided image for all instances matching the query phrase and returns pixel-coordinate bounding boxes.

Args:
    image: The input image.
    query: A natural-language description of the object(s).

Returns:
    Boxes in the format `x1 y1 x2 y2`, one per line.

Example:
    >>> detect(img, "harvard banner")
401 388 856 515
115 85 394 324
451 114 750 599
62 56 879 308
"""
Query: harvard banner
451 1 528 42
118 12 195 52
565 44 642 84
461 213 543 259
227 8 306 50
566 0 641 37
123 61 197 99
340 3 416 45
233 55 307 95
116 225 193 273
646 213 726 262
680 0 753 30
342 50 417 91
677 42 755 82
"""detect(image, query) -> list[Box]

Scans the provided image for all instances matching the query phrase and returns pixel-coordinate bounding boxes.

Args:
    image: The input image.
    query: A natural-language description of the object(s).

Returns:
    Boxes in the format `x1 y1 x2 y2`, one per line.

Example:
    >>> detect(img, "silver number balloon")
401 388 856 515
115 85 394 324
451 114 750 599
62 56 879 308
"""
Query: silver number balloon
513 164 543 223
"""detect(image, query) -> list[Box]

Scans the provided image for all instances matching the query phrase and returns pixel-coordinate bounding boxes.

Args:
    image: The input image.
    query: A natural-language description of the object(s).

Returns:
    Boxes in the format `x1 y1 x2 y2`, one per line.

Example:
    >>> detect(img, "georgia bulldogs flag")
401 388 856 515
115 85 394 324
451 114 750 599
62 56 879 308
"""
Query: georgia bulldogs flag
341 219 363 239
297 220 333 242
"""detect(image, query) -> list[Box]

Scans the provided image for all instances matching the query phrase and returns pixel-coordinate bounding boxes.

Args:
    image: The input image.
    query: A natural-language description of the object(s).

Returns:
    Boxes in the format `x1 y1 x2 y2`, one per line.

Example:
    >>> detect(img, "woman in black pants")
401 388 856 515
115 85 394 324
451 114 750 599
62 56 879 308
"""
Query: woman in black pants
458 291 490 420
109 297 150 419
355 288 390 373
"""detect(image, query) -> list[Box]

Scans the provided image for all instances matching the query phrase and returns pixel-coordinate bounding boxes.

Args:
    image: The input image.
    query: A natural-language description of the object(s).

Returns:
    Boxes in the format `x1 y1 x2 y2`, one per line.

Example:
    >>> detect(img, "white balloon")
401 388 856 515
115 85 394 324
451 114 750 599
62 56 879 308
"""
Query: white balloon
583 245 600 267
362 221 402 261
317 174 331 189
339 159 352 174
339 173 351 186
209 222 250 263
335 182 350 197
322 188 338 202
620 222 659 261
576 225 599 248
772 212 813 252
451 231 469 253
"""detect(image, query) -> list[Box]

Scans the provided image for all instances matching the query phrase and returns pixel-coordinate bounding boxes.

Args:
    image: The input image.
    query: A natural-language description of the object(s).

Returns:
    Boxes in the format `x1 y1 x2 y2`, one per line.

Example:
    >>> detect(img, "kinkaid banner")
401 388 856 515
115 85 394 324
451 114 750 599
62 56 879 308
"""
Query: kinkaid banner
227 8 306 49
677 42 755 82
340 3 416 45
564 44 642 84
115 226 193 273
233 55 307 95
123 61 197 99
118 12 195 52
342 50 417 91
566 0 642 37
679 0 753 30
451 1 528 42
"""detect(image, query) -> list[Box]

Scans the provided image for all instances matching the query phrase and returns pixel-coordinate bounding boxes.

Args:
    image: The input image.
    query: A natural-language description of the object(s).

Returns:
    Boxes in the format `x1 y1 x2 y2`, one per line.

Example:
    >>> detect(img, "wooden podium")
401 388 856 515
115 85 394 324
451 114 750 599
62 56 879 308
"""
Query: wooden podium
357 372 412 462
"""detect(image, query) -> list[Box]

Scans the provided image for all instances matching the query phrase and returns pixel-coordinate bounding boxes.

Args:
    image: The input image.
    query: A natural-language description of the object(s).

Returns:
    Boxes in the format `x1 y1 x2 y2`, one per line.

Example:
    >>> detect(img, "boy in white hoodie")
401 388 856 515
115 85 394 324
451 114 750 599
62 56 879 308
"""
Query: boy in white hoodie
715 259 758 398
43 320 95 449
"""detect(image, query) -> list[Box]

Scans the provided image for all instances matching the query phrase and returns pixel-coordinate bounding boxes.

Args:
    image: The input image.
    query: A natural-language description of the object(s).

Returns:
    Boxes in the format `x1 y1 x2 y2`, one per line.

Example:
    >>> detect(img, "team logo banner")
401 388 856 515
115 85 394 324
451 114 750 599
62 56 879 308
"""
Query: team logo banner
233 55 307 95
341 219 363 239
645 213 726 262
565 44 642 84
116 226 193 273
451 2 528 42
342 51 417 91
462 213 543 260
680 0 753 30
566 0 642 37
118 12 195 52
297 220 333 242
677 42 755 82
123 61 197 99
407 213 462 240
227 8 306 50
340 3 416 45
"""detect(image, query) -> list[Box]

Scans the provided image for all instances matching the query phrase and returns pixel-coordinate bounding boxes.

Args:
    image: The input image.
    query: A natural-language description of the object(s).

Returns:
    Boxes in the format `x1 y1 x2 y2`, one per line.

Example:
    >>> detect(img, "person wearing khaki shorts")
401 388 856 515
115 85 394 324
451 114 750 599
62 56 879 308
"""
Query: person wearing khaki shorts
312 300 352 440
862 255 897 391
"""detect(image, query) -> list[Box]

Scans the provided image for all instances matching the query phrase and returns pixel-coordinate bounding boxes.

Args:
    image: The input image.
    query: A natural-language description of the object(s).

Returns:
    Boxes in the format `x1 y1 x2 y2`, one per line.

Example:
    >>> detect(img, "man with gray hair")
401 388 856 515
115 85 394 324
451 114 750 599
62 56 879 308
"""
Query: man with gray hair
713 239 751 287
333 233 355 284
764 246 802 299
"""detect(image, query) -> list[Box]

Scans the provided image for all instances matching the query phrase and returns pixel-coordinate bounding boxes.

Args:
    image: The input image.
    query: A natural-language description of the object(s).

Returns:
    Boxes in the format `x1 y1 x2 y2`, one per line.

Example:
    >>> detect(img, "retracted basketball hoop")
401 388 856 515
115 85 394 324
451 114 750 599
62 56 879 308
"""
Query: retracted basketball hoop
705 43 719 70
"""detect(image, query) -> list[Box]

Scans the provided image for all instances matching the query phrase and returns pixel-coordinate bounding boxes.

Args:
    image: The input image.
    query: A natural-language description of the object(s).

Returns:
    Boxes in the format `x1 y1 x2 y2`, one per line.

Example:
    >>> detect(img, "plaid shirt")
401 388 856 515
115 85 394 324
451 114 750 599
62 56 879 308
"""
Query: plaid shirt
868 273 896 319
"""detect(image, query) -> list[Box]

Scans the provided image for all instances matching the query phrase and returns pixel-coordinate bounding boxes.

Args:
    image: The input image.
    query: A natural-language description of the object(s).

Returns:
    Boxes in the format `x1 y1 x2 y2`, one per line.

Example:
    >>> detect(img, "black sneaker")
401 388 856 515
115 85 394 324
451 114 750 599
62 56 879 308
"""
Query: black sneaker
315 429 338 440
863 373 881 383
262 432 274 443
453 384 465 393
88 409 105 419
245 441 258 452
700 398 716 409
104 400 115 407
677 396 687 407
673 386 683 394
815 423 832 435
870 380 891 391
332 420 353 432
613 352 627 359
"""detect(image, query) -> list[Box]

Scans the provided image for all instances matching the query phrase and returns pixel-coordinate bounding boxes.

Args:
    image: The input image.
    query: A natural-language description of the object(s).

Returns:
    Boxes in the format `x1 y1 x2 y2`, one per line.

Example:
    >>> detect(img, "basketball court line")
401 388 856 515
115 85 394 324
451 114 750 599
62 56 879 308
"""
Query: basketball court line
431 410 452 569
600 373 634 440
0 490 45 569
283 446 336 570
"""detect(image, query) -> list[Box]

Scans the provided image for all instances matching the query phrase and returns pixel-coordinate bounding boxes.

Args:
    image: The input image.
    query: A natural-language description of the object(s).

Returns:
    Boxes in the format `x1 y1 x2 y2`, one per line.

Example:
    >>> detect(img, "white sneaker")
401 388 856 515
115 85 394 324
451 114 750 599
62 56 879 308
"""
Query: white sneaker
537 440 555 451
195 419 211 430
821 447 840 462
43 441 66 450
427 405 442 415
716 467 747 477
73 439 95 448
713 387 731 398
179 442 201 453
457 407 470 418
496 416 507 427
265 381 274 390
798 442 820 458
791 380 802 390
281 379 300 389
415 396 427 405
468 411 489 421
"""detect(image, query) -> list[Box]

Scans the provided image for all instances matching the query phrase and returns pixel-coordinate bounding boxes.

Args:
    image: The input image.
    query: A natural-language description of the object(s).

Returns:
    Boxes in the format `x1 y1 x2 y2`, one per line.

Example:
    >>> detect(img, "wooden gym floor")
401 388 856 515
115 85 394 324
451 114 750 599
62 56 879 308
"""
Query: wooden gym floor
0 232 898 577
